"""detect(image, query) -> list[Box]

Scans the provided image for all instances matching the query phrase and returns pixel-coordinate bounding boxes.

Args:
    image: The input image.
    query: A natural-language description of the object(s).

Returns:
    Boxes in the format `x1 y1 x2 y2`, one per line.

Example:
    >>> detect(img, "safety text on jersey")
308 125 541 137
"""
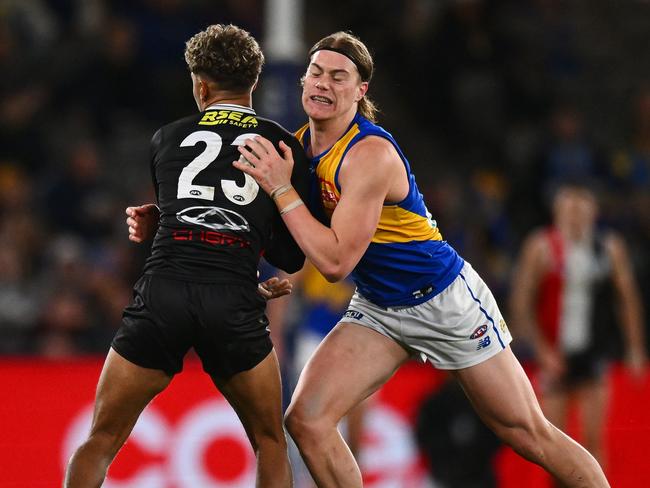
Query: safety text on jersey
198 110 258 128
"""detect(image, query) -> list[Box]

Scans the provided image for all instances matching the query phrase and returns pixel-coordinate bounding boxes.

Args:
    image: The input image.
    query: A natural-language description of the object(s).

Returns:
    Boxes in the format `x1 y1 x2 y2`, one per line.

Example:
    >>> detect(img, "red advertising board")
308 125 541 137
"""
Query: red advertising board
1 358 648 487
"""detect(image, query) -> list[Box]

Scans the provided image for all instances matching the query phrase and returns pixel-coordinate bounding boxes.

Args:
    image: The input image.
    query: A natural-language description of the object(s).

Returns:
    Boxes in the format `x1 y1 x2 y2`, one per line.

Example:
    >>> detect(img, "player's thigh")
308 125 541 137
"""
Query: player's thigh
90 348 172 439
451 346 545 433
290 322 410 423
114 275 194 376
213 349 284 440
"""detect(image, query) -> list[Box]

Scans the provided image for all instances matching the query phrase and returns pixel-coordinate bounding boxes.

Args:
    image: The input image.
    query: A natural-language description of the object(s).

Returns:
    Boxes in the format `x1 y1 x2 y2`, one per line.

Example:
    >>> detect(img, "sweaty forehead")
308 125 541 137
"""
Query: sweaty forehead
309 50 357 74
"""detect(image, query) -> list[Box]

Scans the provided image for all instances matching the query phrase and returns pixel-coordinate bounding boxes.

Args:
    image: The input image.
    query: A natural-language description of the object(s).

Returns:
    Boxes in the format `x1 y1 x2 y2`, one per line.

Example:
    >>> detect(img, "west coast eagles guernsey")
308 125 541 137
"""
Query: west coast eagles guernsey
295 113 464 307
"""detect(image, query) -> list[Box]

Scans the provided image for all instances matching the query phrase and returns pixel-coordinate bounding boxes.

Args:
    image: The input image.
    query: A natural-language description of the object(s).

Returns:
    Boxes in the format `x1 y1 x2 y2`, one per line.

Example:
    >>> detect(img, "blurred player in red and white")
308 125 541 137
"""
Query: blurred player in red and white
510 182 646 469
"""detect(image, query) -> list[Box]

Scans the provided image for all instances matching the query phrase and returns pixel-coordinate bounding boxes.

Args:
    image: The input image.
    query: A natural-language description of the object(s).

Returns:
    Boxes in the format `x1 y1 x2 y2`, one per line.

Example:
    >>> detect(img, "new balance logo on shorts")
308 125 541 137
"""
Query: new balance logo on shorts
476 336 491 350
344 310 364 320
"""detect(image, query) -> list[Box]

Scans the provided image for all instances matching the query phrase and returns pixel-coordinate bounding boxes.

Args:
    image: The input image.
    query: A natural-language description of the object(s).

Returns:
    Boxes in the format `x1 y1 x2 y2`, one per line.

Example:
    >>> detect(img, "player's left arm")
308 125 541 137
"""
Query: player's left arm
606 232 647 376
234 135 395 282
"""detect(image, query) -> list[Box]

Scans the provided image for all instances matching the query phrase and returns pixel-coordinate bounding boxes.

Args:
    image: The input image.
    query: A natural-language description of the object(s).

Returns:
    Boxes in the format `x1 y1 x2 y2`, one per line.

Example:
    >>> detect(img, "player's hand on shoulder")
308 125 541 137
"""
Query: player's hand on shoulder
126 204 160 243
258 276 293 300
233 136 294 196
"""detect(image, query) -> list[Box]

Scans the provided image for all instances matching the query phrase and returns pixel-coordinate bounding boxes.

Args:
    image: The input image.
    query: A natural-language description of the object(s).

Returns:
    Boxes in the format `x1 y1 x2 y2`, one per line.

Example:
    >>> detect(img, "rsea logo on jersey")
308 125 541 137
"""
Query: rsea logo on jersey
199 110 258 128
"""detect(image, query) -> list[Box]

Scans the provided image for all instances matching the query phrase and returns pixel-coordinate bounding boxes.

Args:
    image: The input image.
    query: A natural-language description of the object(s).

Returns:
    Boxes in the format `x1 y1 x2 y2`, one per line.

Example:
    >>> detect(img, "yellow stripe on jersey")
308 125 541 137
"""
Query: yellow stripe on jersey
373 206 442 244
316 124 360 196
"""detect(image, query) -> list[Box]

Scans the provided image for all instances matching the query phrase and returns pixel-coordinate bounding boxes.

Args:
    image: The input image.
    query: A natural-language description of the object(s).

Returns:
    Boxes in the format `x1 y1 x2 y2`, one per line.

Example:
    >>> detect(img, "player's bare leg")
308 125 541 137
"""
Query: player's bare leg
285 323 410 488
345 400 367 459
64 348 172 488
213 349 292 488
577 378 608 468
453 347 610 487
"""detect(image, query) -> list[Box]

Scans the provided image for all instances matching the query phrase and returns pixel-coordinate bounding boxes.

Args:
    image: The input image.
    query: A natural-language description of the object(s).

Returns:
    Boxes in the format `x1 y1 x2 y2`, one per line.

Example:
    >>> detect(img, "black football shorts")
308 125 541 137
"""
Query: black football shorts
562 349 608 387
112 274 272 380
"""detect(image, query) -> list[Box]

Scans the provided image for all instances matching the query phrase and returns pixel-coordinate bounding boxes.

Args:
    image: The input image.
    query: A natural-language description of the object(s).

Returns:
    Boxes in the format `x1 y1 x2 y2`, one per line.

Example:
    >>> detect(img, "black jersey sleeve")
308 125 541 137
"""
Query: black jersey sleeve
265 219 304 273
150 128 163 203
263 135 309 273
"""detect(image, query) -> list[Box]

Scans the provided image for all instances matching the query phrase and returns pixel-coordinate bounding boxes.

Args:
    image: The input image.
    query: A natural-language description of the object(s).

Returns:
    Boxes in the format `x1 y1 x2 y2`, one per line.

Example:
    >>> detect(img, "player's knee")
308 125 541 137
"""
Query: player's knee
68 430 123 472
247 422 288 453
85 425 130 459
284 402 330 447
284 403 309 441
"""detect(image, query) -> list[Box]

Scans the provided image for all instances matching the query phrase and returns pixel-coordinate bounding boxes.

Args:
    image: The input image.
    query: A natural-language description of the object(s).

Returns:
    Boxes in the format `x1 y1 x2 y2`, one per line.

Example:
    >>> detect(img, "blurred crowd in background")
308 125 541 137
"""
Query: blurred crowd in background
1 0 649 361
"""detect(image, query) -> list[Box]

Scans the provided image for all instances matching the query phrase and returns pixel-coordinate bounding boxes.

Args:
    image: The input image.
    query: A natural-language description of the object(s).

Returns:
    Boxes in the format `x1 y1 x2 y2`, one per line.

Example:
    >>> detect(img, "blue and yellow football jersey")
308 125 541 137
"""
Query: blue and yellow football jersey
295 113 464 307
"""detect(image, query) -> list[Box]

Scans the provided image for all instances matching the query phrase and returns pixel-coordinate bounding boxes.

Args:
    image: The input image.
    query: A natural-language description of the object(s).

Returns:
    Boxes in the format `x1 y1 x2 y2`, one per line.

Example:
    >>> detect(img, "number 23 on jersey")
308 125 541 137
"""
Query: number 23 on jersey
177 131 259 206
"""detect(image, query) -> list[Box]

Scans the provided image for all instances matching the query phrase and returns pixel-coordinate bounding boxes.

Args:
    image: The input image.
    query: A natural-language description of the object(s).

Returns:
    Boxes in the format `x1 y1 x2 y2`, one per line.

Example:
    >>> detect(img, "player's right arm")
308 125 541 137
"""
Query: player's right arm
235 135 398 282
126 129 163 243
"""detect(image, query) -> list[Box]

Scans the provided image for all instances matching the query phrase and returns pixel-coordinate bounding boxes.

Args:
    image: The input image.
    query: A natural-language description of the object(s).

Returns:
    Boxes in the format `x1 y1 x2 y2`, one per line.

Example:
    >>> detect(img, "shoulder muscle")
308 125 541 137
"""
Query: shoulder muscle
338 136 400 196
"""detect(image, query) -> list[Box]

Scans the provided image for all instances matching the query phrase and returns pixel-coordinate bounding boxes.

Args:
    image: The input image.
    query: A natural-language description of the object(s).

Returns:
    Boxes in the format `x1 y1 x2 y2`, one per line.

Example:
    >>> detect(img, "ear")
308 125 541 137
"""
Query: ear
356 81 369 102
251 78 259 92
199 78 209 101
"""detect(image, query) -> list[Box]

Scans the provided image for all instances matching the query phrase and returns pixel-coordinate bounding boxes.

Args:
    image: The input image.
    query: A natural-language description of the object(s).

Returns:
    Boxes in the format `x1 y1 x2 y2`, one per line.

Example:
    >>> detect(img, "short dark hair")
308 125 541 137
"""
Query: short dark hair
184 24 264 92
308 31 379 122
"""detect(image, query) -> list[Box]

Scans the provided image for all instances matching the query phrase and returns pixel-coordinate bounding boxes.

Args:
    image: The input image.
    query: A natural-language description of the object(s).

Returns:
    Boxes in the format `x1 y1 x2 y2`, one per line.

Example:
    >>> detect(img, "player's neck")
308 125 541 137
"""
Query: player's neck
557 221 591 242
201 92 252 111
308 110 357 156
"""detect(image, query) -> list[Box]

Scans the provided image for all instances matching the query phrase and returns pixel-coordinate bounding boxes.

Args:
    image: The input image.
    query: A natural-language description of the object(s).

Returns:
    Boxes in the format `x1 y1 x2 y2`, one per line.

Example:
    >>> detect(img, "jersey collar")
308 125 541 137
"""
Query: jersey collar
204 103 256 115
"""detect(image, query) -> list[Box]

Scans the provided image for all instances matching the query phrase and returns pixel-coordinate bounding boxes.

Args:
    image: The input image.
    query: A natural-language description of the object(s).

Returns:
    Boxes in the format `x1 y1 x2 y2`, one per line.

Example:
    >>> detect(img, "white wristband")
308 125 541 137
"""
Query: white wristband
270 184 293 201
279 198 304 215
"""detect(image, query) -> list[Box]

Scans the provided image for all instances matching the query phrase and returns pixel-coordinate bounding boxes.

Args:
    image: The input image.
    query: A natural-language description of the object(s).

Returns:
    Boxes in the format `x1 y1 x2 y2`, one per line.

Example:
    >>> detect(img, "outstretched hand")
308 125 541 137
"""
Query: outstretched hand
233 137 295 196
126 204 160 243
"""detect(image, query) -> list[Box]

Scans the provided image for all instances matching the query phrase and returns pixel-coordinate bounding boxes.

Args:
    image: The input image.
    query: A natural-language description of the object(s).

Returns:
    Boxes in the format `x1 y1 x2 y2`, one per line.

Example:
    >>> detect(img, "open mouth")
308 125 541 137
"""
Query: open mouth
310 95 333 105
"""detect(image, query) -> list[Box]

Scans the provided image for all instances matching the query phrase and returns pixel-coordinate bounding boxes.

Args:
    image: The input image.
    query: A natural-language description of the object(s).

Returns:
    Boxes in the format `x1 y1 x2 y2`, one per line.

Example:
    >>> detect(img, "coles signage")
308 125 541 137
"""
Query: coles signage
1 358 647 487
0 358 433 487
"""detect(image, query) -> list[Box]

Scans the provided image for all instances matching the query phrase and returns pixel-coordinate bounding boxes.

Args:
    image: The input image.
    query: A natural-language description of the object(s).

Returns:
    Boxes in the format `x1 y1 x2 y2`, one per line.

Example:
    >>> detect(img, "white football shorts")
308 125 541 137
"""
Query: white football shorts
338 262 513 370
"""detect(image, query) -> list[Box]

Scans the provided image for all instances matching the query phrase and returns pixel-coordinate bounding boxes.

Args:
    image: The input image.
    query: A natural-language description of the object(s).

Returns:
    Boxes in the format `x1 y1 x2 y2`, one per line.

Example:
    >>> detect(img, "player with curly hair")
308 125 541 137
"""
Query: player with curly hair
63 24 311 488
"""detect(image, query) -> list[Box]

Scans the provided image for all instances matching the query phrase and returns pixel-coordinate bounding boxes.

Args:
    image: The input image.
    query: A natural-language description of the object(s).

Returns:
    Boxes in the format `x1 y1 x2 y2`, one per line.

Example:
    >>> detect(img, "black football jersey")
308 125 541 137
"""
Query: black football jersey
143 103 309 284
